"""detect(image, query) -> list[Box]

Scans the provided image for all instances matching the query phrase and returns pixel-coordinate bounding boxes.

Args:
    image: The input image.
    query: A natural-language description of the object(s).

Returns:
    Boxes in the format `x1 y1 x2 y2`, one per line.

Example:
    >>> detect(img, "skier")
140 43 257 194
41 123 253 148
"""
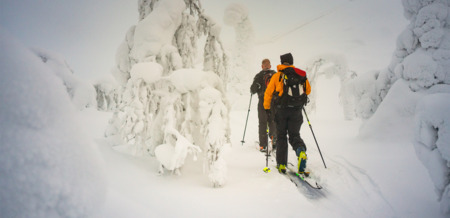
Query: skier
263 53 311 175
250 59 277 152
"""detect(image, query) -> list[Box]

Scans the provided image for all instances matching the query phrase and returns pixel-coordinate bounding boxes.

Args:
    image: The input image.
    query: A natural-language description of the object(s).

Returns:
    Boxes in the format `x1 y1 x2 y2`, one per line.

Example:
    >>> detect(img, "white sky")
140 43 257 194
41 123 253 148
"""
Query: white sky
0 0 407 81
0 0 137 81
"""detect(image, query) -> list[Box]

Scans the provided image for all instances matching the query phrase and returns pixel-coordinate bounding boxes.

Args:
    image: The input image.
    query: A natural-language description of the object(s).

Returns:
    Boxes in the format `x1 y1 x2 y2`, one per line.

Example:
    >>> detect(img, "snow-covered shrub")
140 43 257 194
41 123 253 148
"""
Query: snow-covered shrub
351 70 379 119
414 91 450 215
0 29 105 218
305 56 357 120
107 0 230 187
32 48 97 110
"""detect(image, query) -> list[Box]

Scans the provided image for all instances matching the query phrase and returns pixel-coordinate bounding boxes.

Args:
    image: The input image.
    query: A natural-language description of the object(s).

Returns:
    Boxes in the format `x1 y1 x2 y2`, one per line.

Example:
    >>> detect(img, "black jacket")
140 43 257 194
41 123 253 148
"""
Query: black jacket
250 69 276 99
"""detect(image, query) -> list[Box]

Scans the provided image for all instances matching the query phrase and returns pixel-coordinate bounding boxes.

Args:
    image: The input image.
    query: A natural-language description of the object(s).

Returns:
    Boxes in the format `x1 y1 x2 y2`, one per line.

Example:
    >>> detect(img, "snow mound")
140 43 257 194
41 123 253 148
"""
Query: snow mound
32 48 97 110
359 79 423 141
0 28 106 217
414 92 450 215
155 136 201 172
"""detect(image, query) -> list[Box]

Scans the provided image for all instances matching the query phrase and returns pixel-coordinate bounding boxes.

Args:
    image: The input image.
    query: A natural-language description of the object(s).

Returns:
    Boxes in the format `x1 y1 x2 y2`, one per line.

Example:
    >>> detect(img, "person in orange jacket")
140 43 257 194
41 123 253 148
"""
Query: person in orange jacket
263 53 311 175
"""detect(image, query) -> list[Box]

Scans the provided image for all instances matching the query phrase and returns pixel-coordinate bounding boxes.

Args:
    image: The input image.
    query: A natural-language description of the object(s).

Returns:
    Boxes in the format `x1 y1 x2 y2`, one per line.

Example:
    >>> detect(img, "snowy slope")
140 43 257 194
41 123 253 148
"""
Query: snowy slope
1 0 447 217
78 78 441 218
87 0 442 217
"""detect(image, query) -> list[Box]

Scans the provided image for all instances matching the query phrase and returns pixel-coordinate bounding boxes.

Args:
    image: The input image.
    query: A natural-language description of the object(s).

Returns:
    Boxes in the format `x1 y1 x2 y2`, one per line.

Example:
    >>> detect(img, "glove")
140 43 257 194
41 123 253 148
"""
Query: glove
250 83 261 94
303 93 309 106
265 109 271 118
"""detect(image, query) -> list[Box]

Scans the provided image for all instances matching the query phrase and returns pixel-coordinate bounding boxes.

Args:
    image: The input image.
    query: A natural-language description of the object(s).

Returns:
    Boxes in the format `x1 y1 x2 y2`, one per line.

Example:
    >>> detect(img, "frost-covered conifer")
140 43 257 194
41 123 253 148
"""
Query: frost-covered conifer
353 0 450 119
107 0 230 187
138 0 159 20
351 0 450 214
224 3 255 90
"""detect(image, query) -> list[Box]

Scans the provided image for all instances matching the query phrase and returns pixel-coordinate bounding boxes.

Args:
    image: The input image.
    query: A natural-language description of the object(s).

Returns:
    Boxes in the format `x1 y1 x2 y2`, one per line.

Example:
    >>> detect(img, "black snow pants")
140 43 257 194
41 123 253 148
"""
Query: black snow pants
257 97 276 149
275 106 307 165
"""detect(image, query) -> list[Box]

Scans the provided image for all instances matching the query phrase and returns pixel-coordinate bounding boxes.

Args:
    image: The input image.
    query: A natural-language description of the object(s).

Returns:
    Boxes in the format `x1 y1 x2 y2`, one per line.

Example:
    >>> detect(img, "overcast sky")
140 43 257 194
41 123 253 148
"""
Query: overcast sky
0 0 137 81
1 0 406 81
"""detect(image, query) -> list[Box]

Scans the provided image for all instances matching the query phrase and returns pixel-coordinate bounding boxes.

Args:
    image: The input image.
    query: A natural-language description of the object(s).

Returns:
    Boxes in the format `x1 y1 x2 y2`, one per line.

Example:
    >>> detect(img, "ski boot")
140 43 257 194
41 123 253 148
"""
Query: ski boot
296 148 309 177
277 164 286 174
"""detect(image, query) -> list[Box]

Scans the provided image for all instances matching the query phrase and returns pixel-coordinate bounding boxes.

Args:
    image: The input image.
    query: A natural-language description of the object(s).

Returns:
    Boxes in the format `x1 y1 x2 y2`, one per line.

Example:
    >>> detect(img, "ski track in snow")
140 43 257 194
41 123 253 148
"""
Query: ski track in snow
89 94 433 217
230 105 397 217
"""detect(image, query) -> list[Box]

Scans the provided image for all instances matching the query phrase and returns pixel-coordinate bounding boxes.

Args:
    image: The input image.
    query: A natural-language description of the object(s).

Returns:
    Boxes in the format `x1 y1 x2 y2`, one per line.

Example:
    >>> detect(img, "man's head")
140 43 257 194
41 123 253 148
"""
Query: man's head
280 53 293 65
262 59 271 70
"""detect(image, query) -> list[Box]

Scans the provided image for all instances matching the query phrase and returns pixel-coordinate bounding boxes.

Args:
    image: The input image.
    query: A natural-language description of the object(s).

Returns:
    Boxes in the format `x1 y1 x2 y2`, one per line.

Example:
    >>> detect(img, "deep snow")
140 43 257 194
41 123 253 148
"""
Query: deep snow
79 76 442 217
1 0 448 217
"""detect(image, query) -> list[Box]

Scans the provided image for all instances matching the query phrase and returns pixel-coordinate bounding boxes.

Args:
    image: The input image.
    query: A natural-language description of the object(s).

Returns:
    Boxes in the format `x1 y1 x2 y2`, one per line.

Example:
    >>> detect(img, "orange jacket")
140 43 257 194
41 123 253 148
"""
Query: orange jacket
263 64 311 110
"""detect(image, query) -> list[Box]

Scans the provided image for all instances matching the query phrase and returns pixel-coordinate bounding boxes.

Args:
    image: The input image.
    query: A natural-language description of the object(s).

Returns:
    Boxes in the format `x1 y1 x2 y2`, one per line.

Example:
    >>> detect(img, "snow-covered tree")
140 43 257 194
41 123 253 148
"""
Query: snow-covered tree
202 15 229 84
107 0 230 187
138 0 160 20
305 56 357 120
94 74 119 111
351 0 450 214
353 0 450 119
224 3 255 90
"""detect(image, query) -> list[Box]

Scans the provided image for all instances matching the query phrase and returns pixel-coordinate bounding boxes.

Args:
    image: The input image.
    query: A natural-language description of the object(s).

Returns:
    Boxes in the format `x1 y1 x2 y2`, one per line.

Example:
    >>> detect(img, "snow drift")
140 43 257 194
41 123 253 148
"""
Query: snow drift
0 28 106 217
414 91 450 214
32 48 97 110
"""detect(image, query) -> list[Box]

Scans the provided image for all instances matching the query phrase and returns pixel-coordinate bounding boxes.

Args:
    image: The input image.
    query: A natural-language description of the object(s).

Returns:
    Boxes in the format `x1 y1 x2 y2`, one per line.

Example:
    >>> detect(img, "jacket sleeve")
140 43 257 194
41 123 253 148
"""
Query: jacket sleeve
304 79 311 95
250 73 262 94
263 73 278 109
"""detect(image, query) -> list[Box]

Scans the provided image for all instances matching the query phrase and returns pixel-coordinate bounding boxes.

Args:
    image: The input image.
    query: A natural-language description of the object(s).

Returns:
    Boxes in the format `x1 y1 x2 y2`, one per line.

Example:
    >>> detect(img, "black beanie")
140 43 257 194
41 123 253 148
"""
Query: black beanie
280 53 293 65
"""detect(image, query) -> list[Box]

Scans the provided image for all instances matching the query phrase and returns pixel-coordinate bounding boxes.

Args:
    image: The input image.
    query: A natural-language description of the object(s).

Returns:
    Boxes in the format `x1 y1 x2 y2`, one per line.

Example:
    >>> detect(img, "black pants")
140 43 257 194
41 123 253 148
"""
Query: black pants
275 106 306 165
257 97 276 149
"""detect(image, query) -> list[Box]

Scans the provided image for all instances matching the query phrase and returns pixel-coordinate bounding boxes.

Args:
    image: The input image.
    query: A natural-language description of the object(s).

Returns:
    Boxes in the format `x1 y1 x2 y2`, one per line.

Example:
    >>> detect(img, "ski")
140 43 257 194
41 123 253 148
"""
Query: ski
286 166 322 189
261 152 322 190
258 140 322 189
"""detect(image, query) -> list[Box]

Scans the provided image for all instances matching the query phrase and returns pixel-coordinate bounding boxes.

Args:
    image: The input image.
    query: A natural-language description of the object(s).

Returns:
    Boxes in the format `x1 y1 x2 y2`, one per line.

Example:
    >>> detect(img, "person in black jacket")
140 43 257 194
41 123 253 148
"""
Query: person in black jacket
250 59 277 152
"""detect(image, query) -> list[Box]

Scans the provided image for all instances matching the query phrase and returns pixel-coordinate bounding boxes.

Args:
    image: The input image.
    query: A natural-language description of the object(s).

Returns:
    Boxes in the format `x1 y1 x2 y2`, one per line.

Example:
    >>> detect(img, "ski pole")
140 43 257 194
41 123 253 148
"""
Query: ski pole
302 108 327 169
263 135 272 173
241 94 253 145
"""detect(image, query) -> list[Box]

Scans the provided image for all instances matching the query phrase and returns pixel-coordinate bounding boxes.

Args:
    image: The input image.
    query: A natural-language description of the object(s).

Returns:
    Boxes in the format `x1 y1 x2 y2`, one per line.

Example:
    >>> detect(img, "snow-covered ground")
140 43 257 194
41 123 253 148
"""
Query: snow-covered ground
76 75 441 217
1 0 448 217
